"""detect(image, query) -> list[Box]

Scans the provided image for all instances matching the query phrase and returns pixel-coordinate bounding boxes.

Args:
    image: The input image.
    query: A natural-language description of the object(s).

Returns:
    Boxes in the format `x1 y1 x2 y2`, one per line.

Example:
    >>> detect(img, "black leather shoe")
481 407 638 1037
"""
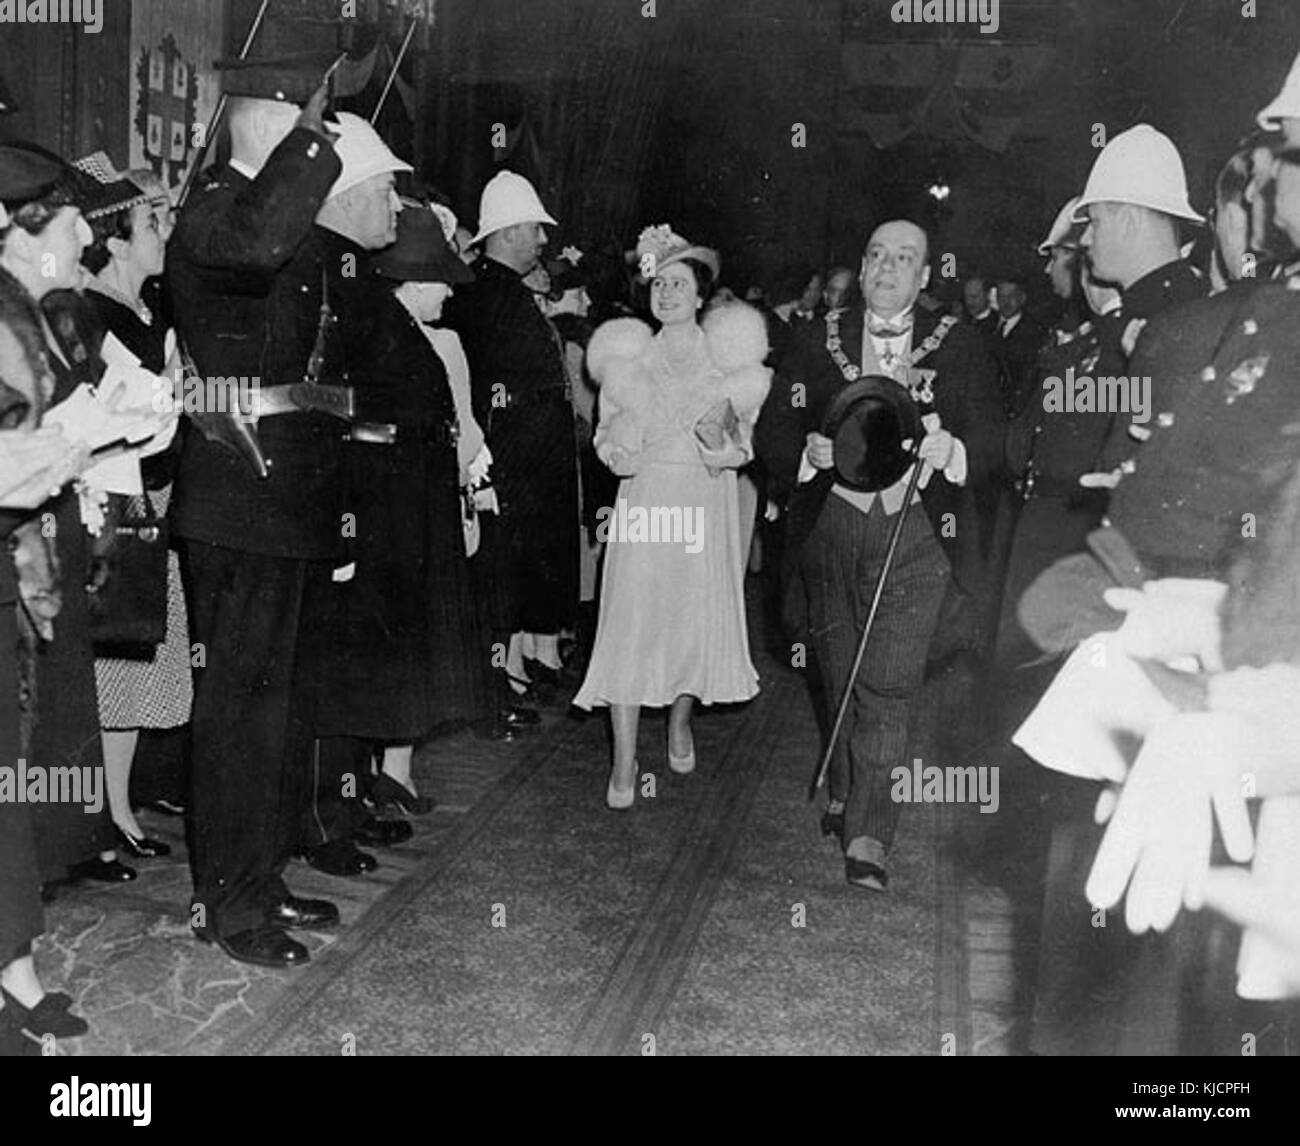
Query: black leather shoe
845 857 889 892
68 857 137 883
267 895 340 931
352 814 413 849
195 926 310 968
820 809 845 841
298 840 378 877
0 988 89 1039
369 773 437 817
115 825 171 859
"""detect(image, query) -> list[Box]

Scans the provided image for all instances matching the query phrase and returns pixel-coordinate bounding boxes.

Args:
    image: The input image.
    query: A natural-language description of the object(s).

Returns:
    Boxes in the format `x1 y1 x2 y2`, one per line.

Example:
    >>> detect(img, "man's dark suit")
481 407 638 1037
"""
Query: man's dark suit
168 127 344 940
994 311 1048 419
757 307 1003 853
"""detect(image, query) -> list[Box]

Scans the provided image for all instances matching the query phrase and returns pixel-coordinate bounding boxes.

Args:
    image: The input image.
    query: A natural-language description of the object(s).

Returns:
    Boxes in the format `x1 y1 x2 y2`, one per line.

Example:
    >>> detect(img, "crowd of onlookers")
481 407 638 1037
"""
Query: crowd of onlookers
5 43 1300 1057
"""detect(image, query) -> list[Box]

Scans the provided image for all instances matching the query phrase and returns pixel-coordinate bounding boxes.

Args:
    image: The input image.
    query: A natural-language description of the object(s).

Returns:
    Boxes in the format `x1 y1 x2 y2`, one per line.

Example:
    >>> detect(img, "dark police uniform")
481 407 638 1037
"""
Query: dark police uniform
1026 273 1300 1057
168 123 344 946
444 256 579 676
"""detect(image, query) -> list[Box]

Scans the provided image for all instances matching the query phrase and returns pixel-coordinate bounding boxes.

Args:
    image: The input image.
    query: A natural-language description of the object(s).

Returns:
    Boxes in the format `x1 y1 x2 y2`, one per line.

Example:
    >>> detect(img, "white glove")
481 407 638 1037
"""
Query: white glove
1012 631 1176 783
1103 578 1228 672
1205 796 1300 1000
1086 712 1256 934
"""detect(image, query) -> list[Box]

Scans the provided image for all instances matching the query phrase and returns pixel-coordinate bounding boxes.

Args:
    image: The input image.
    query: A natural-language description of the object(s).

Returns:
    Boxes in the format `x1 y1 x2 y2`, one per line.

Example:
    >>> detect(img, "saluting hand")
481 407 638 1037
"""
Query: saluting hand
296 81 340 143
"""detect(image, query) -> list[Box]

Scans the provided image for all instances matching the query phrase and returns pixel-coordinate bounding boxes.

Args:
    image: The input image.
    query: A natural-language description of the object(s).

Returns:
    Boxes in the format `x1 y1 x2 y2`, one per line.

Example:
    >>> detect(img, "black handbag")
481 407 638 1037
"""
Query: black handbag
86 491 169 652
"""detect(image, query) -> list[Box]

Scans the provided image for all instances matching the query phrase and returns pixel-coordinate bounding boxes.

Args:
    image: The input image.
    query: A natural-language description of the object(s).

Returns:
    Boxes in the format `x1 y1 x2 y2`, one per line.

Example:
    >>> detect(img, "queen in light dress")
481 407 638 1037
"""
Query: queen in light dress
573 225 771 808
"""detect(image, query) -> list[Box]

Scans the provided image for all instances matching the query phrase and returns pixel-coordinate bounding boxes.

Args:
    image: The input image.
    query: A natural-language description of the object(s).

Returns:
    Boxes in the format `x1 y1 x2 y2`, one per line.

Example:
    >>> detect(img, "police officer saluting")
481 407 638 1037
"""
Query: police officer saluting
168 54 352 968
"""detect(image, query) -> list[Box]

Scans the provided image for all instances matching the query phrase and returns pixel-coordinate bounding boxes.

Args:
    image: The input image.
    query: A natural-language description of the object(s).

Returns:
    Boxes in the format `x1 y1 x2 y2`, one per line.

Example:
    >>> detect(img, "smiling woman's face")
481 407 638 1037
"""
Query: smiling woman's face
650 262 700 326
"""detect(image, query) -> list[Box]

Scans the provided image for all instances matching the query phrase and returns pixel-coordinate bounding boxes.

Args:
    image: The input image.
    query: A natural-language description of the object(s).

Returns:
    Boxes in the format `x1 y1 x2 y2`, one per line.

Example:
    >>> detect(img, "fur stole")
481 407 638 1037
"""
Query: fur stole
585 302 772 474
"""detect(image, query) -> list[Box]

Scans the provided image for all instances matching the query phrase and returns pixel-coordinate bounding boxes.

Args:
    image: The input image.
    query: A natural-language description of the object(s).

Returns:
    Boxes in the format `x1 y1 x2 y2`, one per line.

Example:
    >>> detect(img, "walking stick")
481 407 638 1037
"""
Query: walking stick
809 445 926 800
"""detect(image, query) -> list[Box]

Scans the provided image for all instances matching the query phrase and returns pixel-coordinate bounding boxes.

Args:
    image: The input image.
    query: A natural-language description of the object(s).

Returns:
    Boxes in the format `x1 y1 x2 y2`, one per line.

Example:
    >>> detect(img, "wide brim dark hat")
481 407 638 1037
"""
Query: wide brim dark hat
0 141 67 210
373 203 474 285
214 50 362 104
822 375 923 493
544 254 590 293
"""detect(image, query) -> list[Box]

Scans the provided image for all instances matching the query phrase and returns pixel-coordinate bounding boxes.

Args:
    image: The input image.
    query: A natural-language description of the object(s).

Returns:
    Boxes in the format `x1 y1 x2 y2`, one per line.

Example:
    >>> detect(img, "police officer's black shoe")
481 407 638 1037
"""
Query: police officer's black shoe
297 839 378 877
267 895 340 930
196 926 310 968
352 815 413 849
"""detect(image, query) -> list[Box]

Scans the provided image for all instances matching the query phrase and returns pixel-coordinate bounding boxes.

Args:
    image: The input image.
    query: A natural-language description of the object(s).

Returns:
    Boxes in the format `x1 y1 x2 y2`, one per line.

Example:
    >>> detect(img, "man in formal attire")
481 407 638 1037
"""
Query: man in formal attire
444 172 578 726
820 265 856 315
962 275 998 335
992 278 1047 419
757 220 1003 891
772 266 823 325
168 58 348 968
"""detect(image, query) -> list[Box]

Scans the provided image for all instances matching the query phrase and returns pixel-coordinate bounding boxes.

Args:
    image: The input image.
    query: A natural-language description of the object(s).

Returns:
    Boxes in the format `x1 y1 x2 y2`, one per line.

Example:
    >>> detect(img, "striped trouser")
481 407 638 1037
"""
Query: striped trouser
800 494 949 850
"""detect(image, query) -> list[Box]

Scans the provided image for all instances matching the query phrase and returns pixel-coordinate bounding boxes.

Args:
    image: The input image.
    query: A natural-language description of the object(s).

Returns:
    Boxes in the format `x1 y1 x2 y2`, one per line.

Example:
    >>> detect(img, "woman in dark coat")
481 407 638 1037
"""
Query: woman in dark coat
311 203 490 813
0 143 111 1049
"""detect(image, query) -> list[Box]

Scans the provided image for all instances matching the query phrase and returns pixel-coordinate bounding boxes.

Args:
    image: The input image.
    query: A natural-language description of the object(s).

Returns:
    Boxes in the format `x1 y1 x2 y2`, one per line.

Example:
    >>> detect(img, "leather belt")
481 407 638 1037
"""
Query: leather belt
248 382 356 421
346 420 458 447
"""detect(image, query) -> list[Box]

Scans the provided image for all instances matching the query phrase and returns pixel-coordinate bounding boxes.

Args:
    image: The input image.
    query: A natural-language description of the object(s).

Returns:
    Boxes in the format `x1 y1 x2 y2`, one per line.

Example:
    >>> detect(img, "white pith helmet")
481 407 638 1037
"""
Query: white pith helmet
471 170 557 245
1073 124 1204 224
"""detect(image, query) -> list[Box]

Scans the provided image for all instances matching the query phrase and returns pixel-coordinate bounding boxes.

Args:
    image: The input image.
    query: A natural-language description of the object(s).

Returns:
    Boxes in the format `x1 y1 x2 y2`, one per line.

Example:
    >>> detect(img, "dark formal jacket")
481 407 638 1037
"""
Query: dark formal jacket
443 255 576 520
167 127 346 560
994 310 1048 419
756 304 1004 597
1107 278 1300 578
443 255 579 631
304 232 489 736
1006 313 1126 500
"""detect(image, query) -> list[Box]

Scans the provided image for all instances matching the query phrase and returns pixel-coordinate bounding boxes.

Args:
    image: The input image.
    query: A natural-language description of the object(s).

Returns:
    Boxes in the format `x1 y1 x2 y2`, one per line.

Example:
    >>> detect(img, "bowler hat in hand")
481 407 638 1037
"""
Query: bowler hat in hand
821 375 922 493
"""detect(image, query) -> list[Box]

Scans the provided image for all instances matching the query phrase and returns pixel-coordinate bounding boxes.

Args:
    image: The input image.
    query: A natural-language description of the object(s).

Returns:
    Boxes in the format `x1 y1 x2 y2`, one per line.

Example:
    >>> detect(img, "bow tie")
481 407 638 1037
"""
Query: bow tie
867 313 913 339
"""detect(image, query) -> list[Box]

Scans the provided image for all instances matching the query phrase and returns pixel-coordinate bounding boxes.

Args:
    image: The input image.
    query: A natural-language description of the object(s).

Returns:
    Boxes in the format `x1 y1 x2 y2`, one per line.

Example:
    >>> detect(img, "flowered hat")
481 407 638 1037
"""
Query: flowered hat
635 223 720 283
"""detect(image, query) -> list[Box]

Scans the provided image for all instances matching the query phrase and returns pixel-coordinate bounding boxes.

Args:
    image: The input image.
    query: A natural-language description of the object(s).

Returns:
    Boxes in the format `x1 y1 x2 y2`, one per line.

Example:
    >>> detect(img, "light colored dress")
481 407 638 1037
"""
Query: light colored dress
573 303 771 709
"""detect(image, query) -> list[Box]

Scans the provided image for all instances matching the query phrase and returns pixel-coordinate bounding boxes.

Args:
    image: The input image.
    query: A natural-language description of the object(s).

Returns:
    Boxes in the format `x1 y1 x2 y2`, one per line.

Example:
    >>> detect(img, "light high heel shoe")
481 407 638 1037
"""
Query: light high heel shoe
606 760 638 810
668 734 696 775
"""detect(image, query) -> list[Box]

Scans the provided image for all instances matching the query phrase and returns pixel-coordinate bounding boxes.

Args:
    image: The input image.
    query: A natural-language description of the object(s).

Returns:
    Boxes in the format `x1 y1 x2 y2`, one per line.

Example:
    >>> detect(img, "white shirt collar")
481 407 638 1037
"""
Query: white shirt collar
229 157 259 181
1000 312 1022 336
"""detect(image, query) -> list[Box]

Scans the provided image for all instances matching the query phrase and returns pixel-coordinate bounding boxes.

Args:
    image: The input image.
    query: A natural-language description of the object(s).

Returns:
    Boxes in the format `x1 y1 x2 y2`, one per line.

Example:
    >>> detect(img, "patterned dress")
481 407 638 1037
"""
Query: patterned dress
85 289 193 730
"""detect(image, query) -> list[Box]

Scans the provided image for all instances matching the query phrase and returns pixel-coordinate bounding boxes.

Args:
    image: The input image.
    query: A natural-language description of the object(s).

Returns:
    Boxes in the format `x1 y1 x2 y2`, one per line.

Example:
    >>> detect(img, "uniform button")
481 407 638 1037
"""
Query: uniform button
1120 458 1137 475
1157 411 1174 428
1200 365 1216 383
1128 424 1152 441
308 142 319 159
301 284 309 292
1243 318 1259 335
